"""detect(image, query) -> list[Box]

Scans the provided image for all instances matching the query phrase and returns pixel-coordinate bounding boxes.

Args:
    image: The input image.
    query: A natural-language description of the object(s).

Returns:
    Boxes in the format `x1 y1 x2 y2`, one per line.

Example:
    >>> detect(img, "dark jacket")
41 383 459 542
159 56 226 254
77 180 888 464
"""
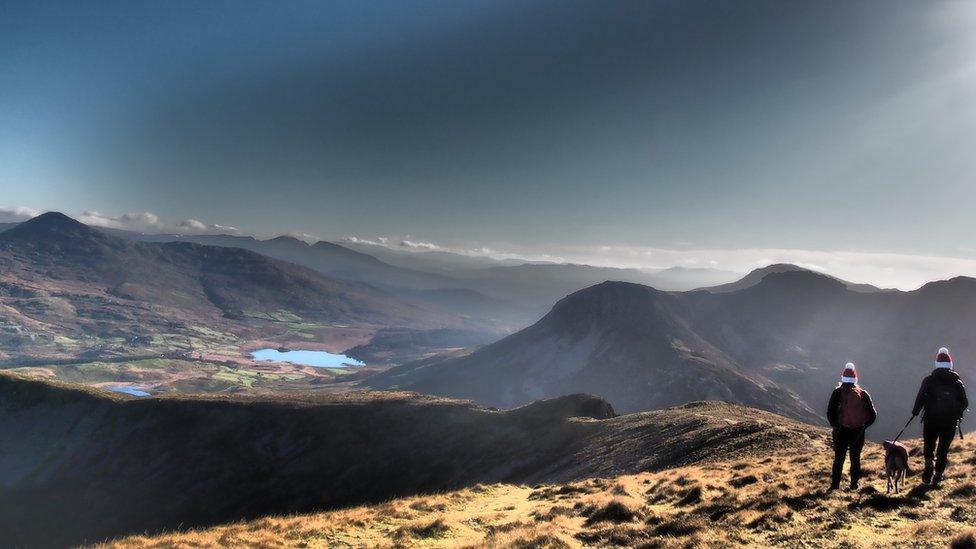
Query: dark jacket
912 368 969 422
827 383 878 429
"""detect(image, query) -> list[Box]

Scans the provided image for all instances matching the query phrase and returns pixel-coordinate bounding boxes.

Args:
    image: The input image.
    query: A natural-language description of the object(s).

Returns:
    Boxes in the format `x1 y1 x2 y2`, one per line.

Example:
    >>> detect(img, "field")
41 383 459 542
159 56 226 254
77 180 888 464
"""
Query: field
104 435 976 548
2 356 370 394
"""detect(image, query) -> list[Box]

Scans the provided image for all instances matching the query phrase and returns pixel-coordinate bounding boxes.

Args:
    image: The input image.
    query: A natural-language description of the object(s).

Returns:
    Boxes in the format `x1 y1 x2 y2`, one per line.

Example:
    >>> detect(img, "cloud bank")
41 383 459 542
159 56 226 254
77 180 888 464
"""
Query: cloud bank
76 210 240 235
343 236 976 291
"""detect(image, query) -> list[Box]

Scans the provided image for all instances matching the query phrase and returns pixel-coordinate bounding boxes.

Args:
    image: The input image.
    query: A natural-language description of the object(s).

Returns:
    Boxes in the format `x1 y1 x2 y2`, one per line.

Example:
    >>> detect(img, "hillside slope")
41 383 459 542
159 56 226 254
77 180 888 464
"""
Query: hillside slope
0 372 822 547
106 433 976 548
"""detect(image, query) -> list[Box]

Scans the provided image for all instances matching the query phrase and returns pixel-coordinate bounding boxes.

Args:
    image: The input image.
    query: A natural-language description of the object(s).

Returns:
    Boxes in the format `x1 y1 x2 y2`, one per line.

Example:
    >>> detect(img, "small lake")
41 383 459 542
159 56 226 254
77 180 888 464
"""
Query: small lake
108 386 151 397
250 348 365 368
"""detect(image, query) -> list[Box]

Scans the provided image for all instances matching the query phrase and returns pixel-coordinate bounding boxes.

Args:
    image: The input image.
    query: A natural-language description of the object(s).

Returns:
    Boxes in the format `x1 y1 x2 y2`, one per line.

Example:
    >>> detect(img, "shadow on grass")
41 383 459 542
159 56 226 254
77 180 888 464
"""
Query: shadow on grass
850 493 923 512
906 483 937 499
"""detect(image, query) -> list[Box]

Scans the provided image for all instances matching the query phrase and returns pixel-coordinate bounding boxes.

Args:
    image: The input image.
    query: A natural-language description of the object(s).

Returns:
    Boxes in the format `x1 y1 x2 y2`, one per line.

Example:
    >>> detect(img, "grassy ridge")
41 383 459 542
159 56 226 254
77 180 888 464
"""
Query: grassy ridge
1 372 821 547
105 436 976 548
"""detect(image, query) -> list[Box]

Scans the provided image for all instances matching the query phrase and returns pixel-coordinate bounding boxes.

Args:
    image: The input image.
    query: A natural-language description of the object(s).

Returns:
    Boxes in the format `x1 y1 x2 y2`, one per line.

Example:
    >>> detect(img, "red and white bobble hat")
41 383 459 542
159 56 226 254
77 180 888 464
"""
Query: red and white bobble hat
841 362 858 384
935 347 953 369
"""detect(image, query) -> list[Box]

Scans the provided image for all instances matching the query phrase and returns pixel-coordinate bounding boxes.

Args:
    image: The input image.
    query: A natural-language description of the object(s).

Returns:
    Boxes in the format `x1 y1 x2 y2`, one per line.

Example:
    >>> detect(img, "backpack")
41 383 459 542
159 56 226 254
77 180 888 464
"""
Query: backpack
925 376 965 421
839 386 870 428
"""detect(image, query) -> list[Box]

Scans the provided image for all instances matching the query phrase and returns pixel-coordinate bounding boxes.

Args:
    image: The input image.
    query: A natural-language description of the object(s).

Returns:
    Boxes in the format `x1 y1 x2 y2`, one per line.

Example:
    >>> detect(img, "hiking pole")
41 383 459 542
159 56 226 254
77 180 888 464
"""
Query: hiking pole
893 414 917 442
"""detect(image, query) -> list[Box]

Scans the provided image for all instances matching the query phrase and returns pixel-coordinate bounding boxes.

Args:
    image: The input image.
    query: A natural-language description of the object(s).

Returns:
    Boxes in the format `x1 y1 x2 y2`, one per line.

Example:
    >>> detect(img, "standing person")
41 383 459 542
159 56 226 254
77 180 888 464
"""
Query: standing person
912 347 969 486
827 363 878 491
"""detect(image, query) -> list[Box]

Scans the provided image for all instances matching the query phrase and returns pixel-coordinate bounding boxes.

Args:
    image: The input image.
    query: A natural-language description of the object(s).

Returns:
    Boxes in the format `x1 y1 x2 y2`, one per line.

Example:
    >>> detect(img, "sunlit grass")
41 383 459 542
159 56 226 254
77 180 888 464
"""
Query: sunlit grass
100 434 976 548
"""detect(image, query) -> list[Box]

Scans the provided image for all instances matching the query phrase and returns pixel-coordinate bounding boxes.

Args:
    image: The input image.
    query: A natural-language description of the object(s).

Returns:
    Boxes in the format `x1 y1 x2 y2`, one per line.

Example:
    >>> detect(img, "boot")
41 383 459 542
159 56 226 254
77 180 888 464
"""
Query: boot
850 479 860 491
828 480 841 491
922 461 934 484
933 470 944 487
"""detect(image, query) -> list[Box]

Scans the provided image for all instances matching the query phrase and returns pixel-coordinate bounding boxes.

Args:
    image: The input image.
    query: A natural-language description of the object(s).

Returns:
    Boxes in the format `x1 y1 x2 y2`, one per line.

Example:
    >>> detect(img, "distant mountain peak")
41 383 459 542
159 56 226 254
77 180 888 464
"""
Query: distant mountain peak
546 281 673 326
266 235 310 246
751 269 847 293
0 212 104 243
917 275 976 293
700 263 881 294
560 280 660 304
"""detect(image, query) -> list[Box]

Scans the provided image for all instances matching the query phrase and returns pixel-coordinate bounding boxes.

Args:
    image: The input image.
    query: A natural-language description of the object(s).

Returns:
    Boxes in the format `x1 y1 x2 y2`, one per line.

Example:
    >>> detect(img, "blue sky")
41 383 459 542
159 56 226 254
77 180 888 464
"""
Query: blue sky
3 1 976 287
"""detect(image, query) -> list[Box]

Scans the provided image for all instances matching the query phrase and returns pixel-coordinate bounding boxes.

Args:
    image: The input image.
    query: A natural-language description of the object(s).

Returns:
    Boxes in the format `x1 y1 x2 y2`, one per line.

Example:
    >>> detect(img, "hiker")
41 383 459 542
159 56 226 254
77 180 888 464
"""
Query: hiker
912 347 968 486
827 363 877 491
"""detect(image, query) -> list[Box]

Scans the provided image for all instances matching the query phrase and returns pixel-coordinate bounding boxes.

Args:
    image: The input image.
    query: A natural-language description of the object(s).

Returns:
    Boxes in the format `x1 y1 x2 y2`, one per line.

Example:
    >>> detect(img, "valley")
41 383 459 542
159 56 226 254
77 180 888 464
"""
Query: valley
0 214 501 391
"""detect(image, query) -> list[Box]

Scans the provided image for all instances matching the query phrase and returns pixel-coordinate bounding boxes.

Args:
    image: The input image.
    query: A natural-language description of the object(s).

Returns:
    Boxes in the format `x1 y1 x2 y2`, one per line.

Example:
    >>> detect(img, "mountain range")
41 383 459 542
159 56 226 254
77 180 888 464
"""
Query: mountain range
4 212 968 439
370 269 976 437
114 229 743 326
0 213 462 361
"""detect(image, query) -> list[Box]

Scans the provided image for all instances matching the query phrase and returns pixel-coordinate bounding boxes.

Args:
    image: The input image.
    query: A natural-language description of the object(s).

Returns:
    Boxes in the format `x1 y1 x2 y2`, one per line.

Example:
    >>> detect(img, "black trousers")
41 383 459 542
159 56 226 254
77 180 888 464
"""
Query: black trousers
832 427 865 485
923 419 957 478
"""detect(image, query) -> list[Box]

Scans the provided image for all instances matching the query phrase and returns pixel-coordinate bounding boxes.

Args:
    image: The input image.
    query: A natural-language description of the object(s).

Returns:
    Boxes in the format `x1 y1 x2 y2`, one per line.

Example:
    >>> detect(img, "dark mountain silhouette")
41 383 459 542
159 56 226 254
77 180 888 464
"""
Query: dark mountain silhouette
370 270 976 437
0 371 823 547
0 213 462 360
685 270 976 436
700 263 884 293
369 281 819 423
1 211 113 249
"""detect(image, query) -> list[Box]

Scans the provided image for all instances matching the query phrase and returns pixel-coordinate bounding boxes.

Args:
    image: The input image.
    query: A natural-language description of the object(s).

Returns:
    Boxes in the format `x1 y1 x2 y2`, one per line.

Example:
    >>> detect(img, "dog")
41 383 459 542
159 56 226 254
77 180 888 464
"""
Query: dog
883 440 910 494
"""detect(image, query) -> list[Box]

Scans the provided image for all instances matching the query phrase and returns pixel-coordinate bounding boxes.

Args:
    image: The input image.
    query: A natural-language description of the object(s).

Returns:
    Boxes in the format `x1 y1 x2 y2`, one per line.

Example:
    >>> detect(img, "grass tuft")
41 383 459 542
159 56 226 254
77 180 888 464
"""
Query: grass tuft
394 517 449 540
583 500 638 525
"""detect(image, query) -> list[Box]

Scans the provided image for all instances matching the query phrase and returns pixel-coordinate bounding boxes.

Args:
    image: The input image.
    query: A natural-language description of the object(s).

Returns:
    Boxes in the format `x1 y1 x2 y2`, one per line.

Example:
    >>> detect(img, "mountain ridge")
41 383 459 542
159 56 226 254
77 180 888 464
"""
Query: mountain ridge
369 270 976 438
368 280 819 423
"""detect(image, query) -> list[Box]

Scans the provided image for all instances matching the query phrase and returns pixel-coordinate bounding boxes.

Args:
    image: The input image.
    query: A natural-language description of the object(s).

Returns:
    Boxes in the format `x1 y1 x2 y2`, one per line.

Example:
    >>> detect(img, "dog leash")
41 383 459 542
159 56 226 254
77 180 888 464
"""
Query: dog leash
892 414 917 443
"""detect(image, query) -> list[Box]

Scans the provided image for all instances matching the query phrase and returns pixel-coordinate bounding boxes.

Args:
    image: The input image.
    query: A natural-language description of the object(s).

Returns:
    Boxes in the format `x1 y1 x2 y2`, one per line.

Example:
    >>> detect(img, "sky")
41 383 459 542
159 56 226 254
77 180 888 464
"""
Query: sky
3 1 976 288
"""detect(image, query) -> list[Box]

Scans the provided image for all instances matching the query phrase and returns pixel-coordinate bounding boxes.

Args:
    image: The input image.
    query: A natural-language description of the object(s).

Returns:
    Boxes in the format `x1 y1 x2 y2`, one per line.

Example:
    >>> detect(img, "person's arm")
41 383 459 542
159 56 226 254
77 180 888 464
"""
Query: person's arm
827 388 840 428
957 378 969 418
912 377 929 417
863 390 878 427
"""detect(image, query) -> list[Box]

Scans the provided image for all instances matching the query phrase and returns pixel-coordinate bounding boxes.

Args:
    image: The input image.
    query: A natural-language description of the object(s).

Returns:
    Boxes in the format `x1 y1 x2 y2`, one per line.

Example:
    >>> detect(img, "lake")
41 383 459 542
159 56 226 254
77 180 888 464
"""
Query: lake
250 348 366 368
108 386 151 397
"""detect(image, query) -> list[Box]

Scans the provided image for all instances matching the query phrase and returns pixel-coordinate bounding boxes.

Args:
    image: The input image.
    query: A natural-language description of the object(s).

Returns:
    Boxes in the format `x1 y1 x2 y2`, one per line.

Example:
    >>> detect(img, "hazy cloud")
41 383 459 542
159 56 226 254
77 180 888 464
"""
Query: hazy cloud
342 236 388 247
0 206 41 222
60 209 241 235
343 234 565 263
399 239 441 251
554 245 976 291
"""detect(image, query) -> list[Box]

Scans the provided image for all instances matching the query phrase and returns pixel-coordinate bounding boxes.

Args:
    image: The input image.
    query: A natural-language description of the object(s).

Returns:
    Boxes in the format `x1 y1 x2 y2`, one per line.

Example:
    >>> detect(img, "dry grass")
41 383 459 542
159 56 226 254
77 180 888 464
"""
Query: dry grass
99 435 976 548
